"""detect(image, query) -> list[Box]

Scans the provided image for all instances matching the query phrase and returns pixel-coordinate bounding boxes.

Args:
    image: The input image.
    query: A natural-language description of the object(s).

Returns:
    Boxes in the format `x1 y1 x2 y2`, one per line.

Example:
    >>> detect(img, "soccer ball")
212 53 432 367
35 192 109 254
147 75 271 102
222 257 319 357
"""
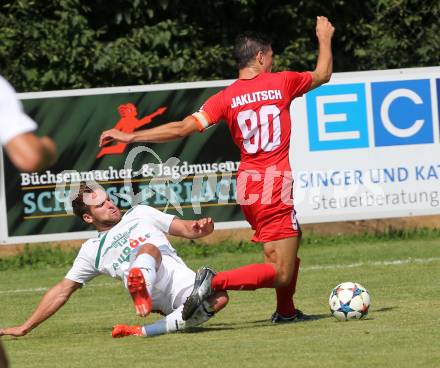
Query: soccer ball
329 282 371 321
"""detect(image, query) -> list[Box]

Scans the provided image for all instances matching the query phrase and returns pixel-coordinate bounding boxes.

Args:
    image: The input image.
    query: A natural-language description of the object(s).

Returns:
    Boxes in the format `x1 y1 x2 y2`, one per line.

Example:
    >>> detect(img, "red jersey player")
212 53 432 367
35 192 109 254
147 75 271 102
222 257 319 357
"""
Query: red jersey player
100 16 334 323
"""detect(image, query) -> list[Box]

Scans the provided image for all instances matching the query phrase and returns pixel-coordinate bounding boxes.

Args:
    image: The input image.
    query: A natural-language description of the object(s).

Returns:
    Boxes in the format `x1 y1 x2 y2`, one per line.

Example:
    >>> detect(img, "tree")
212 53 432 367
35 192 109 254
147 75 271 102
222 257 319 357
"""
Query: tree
353 0 440 70
0 0 438 92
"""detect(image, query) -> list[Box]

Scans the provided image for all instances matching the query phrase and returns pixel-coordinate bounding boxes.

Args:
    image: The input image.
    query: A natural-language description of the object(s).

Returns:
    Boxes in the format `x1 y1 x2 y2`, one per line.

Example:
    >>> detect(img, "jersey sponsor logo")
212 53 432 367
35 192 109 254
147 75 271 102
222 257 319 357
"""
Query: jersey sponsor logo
102 223 139 258
231 90 282 108
114 246 131 269
128 234 151 249
306 78 436 151
111 233 153 271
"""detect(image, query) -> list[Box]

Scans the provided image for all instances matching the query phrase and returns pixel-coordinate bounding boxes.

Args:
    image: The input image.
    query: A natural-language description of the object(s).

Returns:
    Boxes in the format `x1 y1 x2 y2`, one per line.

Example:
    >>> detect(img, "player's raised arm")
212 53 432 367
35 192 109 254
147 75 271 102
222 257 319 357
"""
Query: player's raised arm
0 279 81 337
99 115 199 147
168 217 214 239
309 16 335 90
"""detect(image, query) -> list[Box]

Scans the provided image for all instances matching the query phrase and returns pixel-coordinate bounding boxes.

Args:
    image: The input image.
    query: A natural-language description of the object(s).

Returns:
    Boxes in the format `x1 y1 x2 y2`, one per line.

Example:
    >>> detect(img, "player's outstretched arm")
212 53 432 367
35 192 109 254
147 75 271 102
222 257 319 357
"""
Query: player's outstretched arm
99 115 199 147
168 217 214 239
4 133 57 172
310 16 335 90
0 279 81 337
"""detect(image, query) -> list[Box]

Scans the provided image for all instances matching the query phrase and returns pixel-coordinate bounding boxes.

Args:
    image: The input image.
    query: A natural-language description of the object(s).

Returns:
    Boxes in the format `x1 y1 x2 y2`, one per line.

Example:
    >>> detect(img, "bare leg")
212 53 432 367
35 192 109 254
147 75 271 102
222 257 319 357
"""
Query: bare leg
263 236 301 287
264 234 303 319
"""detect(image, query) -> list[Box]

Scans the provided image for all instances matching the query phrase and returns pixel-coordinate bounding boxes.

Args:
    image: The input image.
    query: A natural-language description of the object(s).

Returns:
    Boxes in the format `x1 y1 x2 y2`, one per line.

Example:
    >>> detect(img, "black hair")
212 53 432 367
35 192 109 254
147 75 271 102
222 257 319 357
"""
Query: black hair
71 181 93 218
233 31 272 70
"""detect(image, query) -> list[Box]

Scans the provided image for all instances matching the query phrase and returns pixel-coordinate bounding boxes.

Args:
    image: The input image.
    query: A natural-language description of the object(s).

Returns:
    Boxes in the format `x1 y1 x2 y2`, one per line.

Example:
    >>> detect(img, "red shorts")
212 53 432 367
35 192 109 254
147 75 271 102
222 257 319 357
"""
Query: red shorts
237 170 301 243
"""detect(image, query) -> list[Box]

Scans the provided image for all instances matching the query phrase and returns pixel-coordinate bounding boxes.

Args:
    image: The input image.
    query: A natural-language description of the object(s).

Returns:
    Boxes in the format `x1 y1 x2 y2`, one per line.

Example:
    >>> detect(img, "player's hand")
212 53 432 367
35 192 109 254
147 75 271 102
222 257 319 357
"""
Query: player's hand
99 129 134 147
0 326 28 337
315 16 335 41
191 217 214 236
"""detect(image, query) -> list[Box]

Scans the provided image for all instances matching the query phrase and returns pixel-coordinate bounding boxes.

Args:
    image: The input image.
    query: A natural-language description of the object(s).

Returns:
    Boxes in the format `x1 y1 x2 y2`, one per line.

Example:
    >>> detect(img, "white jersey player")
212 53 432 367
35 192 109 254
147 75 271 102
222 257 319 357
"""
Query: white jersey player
0 182 228 339
0 75 56 172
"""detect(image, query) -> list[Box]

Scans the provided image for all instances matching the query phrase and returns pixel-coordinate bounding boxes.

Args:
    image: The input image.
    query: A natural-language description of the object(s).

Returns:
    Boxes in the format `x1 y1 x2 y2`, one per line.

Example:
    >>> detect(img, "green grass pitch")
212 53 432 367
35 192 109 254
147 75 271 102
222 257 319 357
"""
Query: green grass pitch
1 235 439 368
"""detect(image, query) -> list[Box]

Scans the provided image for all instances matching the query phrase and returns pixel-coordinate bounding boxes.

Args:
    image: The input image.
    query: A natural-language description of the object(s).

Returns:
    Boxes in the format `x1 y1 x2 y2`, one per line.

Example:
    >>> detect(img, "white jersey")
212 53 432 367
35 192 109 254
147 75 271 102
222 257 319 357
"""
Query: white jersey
66 204 176 284
0 75 37 145
65 204 195 314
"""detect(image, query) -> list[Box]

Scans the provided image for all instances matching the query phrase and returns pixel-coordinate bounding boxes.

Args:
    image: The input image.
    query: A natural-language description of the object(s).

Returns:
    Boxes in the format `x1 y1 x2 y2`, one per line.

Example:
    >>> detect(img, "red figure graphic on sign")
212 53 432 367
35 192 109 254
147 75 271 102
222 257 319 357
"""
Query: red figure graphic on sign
96 103 167 158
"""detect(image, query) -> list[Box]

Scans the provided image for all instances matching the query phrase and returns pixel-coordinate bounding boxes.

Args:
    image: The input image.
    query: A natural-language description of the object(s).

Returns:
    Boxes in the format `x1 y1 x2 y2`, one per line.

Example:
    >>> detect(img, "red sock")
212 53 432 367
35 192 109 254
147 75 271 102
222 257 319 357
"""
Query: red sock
212 263 276 291
275 257 301 316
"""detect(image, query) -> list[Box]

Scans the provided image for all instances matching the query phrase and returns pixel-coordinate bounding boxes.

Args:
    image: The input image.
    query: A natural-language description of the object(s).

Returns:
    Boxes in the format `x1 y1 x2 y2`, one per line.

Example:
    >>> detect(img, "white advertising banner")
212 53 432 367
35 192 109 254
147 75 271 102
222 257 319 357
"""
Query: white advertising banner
1 67 439 244
291 67 440 224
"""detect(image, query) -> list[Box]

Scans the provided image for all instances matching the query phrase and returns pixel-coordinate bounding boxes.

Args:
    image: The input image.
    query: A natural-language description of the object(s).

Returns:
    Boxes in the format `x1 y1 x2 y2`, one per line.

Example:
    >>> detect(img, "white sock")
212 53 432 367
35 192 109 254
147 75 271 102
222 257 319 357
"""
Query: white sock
143 306 185 337
131 253 157 295
142 303 214 337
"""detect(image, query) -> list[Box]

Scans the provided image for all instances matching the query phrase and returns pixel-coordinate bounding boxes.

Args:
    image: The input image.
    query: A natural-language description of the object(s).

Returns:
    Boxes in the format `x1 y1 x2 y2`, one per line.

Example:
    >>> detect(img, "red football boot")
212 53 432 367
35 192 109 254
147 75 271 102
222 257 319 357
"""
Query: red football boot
112 324 143 338
127 267 152 317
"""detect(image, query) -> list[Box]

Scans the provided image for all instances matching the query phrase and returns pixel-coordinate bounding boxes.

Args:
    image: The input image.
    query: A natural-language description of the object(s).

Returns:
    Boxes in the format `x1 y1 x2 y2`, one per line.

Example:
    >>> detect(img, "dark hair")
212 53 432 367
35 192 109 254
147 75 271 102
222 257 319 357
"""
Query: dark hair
233 32 272 70
71 181 93 218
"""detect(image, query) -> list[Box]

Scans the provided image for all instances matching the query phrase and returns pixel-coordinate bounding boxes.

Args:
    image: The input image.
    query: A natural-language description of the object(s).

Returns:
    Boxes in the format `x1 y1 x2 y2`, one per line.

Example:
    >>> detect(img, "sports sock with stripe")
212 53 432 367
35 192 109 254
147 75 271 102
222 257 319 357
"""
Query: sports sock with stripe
143 303 214 337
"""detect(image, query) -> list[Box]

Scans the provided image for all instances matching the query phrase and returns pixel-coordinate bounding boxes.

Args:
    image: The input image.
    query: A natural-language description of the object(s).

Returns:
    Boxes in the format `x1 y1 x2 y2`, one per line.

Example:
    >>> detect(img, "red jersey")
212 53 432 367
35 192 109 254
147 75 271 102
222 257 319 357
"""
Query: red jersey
192 71 312 173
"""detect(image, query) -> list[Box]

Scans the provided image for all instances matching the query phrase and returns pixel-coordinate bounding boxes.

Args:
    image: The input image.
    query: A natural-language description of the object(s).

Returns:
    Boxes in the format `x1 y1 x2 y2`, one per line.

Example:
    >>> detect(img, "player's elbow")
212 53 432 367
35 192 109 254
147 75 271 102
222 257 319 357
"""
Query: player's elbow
176 116 199 138
166 122 191 139
322 73 332 84
58 279 82 300
310 70 332 90
315 70 332 84
175 125 191 139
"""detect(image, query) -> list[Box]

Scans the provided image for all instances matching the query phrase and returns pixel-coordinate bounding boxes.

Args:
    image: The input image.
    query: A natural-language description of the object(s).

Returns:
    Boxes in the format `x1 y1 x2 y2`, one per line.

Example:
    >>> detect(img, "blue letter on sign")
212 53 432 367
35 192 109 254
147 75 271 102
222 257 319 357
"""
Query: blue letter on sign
371 79 433 146
306 83 369 151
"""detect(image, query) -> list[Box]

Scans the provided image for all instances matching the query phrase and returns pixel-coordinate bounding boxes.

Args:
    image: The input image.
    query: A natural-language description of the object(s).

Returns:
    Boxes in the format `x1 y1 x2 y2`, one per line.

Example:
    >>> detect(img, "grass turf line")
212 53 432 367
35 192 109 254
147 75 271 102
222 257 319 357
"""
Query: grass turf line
0 235 439 367
1 227 439 271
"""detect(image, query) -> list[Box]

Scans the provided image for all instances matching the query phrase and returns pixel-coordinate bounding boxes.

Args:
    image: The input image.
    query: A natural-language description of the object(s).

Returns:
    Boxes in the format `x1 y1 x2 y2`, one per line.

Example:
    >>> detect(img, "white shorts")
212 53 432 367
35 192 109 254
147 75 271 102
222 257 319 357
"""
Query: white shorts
124 245 195 315
149 253 195 315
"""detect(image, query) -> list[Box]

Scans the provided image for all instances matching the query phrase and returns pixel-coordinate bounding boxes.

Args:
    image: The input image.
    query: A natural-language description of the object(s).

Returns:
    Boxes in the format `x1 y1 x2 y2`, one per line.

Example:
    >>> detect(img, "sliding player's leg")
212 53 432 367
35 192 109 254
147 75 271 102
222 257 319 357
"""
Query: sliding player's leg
127 244 162 317
112 291 228 338
181 234 304 322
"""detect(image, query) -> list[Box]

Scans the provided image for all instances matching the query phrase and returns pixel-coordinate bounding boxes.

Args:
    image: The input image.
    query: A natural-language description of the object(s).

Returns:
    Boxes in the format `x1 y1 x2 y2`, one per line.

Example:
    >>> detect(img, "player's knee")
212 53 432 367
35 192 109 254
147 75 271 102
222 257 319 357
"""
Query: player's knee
217 291 229 309
275 270 293 287
263 246 277 263
209 291 229 312
136 243 161 263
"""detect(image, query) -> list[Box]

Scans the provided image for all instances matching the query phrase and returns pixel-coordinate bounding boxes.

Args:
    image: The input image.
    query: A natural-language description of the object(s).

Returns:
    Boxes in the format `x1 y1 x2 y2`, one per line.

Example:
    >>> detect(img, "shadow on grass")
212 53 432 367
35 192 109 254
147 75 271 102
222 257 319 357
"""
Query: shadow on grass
360 306 397 321
192 313 332 333
250 313 332 324
9 312 358 340
373 306 396 313
185 326 235 334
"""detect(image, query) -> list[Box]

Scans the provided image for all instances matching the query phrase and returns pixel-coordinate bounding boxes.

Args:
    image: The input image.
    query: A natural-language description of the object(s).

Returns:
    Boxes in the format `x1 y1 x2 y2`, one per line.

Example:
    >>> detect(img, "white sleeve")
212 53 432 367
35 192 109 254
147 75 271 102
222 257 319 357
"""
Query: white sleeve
65 247 100 285
137 205 175 233
0 76 37 145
